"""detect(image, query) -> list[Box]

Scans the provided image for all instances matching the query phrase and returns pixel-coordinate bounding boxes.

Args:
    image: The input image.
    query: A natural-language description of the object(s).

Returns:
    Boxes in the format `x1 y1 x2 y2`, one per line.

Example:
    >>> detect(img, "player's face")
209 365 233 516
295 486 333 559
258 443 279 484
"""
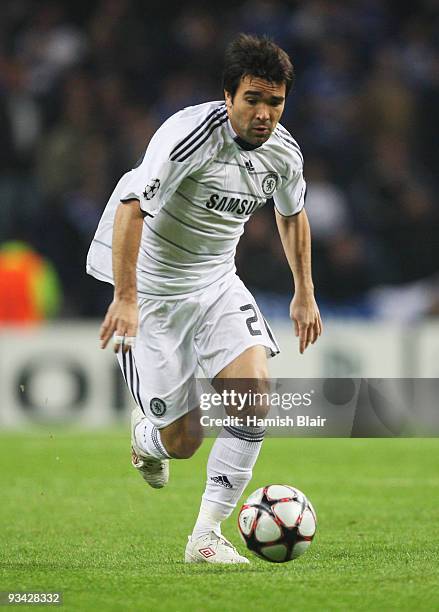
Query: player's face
225 75 286 146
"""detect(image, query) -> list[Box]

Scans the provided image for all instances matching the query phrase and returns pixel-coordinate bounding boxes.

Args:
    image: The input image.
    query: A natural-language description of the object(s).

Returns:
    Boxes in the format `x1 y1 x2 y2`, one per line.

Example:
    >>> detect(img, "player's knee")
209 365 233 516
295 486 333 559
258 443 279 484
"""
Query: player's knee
260 379 271 416
253 364 270 381
246 367 271 417
248 378 271 418
225 377 271 419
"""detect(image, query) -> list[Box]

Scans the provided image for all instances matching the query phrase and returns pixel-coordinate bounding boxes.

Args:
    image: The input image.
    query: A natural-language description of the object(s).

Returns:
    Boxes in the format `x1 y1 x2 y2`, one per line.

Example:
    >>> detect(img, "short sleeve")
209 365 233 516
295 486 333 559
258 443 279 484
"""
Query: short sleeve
119 118 200 216
273 167 307 217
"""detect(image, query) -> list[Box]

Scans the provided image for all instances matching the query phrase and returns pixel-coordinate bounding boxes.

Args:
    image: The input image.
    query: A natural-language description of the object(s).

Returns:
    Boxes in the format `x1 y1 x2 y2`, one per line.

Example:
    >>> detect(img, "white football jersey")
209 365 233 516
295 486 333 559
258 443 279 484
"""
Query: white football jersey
86 100 306 298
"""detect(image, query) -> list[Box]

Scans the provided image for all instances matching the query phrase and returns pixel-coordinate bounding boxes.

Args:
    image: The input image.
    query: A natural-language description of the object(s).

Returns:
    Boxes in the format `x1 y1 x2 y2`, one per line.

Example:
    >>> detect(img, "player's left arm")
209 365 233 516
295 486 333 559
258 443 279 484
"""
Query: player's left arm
275 208 323 354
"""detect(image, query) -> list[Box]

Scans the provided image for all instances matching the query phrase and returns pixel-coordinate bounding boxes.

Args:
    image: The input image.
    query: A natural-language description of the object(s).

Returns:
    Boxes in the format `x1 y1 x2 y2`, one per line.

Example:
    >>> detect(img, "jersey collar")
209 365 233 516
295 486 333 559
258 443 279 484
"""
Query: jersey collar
233 135 261 151
226 118 262 151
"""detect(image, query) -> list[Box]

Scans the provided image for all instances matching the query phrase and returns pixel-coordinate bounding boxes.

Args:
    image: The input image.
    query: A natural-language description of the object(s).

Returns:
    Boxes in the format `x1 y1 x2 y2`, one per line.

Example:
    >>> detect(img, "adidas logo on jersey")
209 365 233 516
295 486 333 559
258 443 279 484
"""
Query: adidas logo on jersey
245 160 255 173
210 475 233 488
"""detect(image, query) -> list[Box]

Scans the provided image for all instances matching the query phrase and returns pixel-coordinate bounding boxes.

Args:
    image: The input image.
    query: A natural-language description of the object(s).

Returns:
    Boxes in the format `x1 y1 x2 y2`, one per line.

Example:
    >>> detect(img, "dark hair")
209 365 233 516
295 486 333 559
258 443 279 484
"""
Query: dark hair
223 33 294 99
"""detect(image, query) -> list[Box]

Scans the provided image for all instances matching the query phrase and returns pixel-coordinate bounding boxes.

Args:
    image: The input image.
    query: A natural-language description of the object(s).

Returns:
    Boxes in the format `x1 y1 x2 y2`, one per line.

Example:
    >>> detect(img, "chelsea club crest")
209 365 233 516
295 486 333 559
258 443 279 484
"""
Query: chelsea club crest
150 397 167 417
262 172 278 196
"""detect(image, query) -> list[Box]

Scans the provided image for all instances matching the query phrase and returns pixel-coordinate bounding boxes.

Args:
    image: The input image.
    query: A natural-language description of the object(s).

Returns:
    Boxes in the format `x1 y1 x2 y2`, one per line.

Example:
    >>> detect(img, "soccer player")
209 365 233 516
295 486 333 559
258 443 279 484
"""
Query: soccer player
87 34 322 563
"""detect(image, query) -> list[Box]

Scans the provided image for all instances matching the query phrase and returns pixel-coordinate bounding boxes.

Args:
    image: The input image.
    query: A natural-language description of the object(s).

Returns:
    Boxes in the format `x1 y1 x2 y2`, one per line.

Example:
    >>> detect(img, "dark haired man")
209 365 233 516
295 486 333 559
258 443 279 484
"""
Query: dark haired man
87 34 322 563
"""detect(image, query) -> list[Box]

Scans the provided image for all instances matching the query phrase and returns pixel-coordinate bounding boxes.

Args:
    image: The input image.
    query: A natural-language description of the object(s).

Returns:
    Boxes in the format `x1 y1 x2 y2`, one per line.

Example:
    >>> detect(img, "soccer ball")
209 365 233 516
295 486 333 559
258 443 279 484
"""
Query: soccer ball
238 484 317 563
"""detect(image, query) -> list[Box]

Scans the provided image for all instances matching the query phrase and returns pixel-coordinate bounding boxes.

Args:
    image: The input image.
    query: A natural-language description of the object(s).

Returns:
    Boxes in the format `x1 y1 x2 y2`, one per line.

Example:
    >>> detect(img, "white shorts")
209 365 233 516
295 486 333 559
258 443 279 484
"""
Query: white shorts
116 275 280 428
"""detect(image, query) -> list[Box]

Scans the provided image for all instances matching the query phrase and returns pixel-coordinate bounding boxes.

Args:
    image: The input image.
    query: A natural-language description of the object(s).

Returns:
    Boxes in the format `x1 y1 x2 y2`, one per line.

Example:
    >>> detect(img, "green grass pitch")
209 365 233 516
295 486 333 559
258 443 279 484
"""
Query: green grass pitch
1 432 438 611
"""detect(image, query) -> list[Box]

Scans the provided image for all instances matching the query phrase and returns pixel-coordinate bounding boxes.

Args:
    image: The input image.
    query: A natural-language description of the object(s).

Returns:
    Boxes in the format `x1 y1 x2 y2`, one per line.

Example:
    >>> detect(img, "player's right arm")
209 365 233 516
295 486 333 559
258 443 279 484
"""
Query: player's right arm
96 103 223 352
100 199 144 353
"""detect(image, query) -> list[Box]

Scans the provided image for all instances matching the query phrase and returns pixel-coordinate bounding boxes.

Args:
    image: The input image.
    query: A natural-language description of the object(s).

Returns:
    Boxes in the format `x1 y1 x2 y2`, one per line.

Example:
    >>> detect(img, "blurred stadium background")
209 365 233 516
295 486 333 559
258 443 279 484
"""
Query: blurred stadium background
1 0 439 426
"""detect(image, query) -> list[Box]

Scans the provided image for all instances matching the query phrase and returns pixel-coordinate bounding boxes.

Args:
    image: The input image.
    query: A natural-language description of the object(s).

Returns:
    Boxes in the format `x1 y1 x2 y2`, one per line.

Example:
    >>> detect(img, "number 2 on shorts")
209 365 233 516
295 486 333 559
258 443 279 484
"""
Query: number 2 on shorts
240 303 262 337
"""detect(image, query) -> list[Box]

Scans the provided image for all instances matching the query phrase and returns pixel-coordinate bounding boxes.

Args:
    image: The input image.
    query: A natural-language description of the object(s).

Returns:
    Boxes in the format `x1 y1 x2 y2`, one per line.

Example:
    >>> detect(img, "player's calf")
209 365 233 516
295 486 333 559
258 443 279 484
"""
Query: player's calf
160 408 204 459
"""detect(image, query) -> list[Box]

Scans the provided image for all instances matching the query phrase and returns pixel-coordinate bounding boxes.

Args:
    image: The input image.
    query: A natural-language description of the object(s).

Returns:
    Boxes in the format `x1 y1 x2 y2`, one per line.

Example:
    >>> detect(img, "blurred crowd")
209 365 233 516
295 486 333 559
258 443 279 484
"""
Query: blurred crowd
1 0 438 320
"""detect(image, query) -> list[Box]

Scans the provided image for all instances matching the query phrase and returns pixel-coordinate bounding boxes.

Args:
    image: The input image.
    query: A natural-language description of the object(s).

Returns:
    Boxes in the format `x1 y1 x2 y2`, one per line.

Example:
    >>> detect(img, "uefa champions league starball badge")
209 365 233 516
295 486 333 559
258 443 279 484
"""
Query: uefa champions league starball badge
143 178 161 200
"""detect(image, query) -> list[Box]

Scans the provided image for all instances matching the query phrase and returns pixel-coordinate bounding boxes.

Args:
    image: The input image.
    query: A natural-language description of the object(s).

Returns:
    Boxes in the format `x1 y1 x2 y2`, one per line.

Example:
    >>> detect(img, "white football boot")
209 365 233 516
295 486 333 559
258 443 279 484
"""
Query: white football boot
185 532 249 564
131 407 169 489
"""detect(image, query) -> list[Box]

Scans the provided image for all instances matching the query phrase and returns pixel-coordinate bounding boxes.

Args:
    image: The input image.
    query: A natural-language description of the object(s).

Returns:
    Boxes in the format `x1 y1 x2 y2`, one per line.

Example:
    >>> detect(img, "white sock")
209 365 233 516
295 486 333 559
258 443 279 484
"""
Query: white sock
191 424 264 540
134 419 171 460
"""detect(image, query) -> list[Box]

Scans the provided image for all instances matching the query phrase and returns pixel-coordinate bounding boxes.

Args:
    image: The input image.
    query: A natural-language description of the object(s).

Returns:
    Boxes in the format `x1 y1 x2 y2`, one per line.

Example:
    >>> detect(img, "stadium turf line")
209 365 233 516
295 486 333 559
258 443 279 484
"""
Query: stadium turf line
1 432 438 611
